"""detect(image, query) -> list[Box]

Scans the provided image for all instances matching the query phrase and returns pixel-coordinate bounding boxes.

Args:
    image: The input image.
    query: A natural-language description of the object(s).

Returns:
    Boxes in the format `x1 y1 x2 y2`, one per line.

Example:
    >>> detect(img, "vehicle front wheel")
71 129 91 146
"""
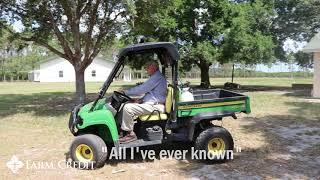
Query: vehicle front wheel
194 126 234 162
70 134 108 169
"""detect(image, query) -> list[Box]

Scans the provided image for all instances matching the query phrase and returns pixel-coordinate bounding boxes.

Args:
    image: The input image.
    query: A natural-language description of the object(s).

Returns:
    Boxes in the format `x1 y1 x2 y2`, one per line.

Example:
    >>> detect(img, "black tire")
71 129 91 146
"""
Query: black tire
70 134 108 169
194 126 234 162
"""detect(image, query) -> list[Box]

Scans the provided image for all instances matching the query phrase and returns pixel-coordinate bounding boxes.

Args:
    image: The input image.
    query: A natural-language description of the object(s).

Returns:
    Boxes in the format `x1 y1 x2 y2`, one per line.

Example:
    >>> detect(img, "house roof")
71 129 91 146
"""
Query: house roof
303 32 320 53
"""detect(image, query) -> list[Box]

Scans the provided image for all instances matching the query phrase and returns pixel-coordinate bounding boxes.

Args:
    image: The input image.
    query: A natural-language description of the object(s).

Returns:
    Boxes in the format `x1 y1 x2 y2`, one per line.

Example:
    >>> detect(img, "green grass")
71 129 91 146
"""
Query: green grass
0 80 137 94
187 77 312 87
0 77 312 95
246 91 320 121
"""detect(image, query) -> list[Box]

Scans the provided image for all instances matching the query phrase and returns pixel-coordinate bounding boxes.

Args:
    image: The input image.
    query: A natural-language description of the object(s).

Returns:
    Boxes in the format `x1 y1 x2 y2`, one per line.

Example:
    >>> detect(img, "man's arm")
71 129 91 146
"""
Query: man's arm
124 74 160 95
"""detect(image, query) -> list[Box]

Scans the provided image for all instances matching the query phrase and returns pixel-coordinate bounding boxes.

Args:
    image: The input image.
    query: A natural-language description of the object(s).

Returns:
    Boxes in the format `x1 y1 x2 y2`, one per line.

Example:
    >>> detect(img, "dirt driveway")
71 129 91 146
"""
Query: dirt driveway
1 90 319 179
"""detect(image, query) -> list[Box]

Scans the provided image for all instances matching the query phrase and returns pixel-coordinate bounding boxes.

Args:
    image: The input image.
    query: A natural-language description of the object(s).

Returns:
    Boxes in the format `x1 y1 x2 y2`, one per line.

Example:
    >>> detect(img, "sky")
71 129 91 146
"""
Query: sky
255 62 311 73
258 39 310 73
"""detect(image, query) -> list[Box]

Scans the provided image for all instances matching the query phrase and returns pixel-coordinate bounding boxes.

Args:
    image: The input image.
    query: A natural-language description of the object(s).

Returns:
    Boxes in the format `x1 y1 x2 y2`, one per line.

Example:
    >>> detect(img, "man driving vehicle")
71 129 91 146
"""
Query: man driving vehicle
119 60 167 143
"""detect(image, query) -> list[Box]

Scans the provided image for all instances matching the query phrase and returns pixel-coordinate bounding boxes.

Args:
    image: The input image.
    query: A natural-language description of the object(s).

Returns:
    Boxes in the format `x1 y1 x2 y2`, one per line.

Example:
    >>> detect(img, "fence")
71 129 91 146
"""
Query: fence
0 64 313 82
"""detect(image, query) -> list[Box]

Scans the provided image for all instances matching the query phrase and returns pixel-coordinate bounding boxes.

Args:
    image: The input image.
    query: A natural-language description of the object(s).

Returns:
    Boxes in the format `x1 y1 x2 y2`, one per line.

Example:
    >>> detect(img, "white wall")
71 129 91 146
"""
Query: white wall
39 57 114 82
85 59 114 82
34 71 40 82
40 58 75 82
313 52 320 98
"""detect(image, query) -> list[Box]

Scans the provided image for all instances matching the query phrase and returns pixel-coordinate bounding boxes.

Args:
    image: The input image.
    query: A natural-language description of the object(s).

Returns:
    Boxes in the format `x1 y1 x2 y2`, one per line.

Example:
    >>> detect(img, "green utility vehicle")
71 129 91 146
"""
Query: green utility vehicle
68 42 251 168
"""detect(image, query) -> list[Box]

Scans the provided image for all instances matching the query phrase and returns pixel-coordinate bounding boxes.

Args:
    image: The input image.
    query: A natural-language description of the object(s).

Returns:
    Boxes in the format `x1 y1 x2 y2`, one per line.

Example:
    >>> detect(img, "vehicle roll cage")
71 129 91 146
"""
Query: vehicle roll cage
89 42 179 122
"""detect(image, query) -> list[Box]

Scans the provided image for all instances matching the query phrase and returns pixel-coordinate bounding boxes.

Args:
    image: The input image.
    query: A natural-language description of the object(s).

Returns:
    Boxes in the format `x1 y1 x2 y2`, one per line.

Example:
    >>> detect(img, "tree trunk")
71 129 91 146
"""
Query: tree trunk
75 68 86 104
199 62 211 88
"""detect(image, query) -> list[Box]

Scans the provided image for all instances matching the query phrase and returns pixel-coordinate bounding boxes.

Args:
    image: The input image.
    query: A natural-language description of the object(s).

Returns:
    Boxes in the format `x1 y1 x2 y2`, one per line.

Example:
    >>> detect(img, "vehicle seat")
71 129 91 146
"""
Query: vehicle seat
139 86 173 121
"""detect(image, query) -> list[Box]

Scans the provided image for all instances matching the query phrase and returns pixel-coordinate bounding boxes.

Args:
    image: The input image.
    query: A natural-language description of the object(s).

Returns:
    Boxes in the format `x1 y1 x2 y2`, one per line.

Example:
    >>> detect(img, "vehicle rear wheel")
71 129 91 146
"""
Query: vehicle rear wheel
194 126 234 162
70 134 108 169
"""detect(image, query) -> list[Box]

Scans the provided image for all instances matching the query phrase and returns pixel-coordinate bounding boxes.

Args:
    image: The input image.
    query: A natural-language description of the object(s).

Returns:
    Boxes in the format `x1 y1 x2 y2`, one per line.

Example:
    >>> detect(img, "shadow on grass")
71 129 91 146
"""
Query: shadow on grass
232 114 320 178
284 89 313 98
239 85 292 92
0 83 136 119
286 101 320 121
0 92 104 118
283 90 320 121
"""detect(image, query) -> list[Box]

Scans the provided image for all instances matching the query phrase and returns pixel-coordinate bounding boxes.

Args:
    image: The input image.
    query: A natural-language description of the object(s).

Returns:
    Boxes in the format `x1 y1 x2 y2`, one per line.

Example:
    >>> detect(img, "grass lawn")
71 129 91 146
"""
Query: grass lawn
0 77 319 179
0 77 312 95
189 77 313 87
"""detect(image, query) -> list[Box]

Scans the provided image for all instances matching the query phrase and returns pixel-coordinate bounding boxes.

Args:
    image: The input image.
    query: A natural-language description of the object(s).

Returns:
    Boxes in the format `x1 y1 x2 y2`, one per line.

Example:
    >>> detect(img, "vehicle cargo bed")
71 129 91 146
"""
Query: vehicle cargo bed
177 89 250 117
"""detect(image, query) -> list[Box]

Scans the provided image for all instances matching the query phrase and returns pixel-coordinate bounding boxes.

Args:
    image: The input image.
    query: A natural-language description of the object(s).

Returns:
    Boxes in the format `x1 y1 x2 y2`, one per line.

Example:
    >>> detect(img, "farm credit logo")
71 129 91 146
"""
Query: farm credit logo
6 155 95 173
6 156 24 173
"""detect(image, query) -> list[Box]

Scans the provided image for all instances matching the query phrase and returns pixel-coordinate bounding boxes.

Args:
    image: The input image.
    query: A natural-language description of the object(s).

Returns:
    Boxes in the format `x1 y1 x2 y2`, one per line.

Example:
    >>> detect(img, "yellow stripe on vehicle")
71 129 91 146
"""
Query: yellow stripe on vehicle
178 101 245 110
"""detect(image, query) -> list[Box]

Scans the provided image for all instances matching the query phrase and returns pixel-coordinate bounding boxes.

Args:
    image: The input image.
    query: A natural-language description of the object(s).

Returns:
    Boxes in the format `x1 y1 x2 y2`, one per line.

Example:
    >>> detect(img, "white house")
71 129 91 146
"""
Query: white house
302 32 320 98
29 56 116 82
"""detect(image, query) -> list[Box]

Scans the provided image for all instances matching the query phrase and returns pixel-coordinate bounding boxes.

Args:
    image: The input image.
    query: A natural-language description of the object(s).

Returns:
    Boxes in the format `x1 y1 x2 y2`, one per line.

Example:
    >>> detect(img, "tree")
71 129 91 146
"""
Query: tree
0 0 133 103
294 51 313 68
0 26 24 81
25 45 49 71
270 0 320 42
220 1 276 65
269 0 320 62
0 27 10 81
0 41 51 81
131 0 276 88
123 0 179 43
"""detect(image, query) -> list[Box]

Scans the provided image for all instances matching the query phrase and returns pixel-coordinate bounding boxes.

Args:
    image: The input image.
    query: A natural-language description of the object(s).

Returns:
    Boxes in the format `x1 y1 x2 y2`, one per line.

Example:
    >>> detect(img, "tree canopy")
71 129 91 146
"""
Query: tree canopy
0 0 133 103
268 0 319 65
129 0 277 87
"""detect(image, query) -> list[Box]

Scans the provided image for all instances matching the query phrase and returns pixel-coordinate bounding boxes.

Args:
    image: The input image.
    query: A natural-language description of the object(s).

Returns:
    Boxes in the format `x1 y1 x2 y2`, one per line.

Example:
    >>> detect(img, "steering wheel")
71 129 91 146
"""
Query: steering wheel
113 91 132 102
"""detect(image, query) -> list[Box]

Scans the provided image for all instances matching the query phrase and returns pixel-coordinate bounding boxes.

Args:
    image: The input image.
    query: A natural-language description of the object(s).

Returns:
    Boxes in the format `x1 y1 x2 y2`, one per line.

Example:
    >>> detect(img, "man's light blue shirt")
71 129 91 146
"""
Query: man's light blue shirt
124 70 167 104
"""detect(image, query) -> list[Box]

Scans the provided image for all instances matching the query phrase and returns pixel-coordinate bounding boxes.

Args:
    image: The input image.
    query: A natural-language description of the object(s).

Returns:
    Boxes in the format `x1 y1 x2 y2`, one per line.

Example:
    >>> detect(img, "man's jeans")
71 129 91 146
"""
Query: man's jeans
121 103 165 131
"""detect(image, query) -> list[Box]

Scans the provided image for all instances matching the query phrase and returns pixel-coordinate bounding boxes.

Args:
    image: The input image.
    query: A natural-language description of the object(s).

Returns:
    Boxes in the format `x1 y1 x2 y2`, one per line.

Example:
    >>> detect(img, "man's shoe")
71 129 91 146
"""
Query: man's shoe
119 131 137 144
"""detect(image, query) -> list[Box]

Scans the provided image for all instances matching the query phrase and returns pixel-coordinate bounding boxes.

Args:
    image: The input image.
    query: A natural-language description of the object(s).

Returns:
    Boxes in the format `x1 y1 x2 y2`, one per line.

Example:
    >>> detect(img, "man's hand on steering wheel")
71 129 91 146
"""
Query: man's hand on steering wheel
132 98 142 103
113 91 133 102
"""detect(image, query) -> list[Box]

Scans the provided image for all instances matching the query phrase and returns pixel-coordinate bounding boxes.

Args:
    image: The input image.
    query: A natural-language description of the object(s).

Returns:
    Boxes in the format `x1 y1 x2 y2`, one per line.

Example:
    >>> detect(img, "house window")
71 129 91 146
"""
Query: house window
92 70 96 77
59 71 63 78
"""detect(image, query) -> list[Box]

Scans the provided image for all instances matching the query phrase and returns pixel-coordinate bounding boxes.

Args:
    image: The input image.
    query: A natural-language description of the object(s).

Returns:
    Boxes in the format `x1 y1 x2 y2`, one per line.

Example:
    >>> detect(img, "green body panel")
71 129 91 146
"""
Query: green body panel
178 104 246 117
77 98 119 142
177 96 250 117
